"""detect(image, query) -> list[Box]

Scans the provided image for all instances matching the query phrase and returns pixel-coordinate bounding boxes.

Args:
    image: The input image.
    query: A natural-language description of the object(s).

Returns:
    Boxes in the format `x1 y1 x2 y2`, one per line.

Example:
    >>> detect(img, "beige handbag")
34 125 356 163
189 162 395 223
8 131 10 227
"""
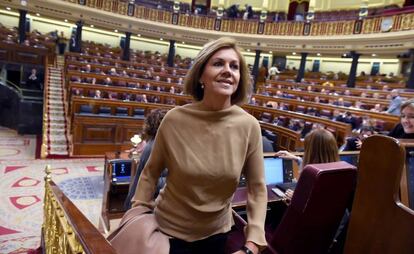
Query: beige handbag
107 206 170 254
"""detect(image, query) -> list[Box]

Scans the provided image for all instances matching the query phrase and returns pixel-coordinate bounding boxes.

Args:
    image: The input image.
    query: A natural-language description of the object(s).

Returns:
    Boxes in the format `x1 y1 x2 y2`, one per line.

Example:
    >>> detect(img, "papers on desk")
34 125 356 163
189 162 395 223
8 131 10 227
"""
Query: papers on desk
272 187 286 198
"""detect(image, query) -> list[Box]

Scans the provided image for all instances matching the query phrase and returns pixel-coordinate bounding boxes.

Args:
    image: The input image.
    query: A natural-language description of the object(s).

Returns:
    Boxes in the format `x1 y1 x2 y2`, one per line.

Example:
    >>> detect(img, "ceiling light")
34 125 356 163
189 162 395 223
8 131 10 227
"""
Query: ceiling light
343 53 347 57
182 41 185 44
372 53 377 57
160 38 163 41
292 52 296 55
90 24 94 28
316 53 321 56
36 13 40 16
114 29 118 33
6 7 11 10
64 19 68 22
269 51 273 54
137 34 141 37
246 49 251 52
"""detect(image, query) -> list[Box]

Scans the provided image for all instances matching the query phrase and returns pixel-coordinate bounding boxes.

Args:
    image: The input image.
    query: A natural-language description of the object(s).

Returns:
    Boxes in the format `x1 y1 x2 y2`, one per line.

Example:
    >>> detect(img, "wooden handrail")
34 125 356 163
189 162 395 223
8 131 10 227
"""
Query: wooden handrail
42 165 116 254
253 94 399 131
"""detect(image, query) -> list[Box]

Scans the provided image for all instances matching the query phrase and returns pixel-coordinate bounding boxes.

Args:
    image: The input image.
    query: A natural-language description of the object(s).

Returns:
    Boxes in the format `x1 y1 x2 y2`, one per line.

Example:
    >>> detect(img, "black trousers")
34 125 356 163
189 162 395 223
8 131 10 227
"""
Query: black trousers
169 232 229 254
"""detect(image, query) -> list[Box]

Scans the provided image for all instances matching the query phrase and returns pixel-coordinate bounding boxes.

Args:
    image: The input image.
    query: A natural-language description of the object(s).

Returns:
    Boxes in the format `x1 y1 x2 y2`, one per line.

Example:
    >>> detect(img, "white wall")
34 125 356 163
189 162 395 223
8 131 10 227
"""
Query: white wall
30 16 73 37
286 55 400 75
0 10 19 28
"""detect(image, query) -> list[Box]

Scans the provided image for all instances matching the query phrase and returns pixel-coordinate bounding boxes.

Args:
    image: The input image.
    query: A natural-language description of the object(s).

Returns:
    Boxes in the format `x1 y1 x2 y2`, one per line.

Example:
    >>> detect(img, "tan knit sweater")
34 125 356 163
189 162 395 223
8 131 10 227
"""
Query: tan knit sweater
132 102 267 247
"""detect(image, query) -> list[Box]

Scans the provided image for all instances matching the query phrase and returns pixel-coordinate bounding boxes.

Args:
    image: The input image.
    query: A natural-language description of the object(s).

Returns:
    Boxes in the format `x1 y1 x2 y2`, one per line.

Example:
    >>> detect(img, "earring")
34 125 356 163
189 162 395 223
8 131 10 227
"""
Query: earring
200 81 204 89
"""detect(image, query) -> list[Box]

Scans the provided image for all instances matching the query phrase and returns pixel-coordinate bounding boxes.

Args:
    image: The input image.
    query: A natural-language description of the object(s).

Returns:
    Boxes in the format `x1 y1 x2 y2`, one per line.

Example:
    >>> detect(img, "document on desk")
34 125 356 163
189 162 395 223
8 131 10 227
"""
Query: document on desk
272 187 286 198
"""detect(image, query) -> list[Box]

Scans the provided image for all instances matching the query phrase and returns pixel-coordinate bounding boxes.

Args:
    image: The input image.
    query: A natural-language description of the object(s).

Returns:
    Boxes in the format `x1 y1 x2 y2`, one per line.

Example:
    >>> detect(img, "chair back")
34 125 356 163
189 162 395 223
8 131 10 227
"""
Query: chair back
270 161 357 254
344 135 414 254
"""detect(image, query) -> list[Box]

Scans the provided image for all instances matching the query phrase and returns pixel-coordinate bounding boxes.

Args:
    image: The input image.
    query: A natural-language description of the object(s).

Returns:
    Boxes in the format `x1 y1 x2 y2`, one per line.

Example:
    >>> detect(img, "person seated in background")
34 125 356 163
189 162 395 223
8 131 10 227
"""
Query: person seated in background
3 35 15 44
108 92 118 100
177 77 183 85
266 101 278 109
275 128 339 178
23 39 31 46
388 99 414 139
108 67 118 76
121 70 129 77
144 83 151 90
26 68 41 89
103 77 112 86
124 109 169 210
154 75 160 81
166 77 172 83
123 93 131 101
386 89 403 116
169 86 175 94
94 89 102 99
370 103 382 112
342 126 375 151
334 97 345 107
81 64 92 73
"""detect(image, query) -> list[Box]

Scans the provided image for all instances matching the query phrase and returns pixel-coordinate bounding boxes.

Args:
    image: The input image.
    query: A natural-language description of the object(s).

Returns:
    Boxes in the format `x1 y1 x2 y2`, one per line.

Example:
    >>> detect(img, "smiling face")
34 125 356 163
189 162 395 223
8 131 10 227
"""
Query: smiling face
199 48 240 106
401 105 414 134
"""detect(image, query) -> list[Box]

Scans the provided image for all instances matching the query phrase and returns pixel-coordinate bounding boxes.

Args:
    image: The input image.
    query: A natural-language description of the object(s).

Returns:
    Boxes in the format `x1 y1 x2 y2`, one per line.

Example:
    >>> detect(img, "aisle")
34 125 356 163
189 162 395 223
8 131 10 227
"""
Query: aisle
0 126 104 253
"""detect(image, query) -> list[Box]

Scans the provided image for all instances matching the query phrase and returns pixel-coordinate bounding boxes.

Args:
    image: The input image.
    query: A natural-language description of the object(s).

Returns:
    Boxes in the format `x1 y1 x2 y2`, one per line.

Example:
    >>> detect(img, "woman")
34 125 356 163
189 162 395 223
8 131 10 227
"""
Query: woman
124 108 168 210
388 99 414 139
275 128 340 198
276 128 339 169
132 37 267 254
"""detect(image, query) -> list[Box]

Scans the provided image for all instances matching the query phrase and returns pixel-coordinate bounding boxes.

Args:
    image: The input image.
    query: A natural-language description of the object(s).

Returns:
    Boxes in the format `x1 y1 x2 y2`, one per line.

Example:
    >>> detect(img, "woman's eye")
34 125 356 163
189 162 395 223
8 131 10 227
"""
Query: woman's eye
231 64 239 70
213 62 223 66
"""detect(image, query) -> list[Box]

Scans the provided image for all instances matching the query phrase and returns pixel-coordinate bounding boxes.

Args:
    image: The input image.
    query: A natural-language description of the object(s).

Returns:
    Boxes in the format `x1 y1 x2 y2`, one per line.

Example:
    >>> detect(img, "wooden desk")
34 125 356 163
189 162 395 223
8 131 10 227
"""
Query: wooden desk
101 152 138 232
231 185 282 208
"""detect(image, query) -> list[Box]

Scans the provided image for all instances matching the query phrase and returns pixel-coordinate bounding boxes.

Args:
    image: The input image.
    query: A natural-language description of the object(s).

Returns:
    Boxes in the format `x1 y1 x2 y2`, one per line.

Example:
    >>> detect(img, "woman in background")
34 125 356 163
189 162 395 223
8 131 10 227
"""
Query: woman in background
275 128 340 198
132 37 267 254
124 108 168 210
388 99 414 139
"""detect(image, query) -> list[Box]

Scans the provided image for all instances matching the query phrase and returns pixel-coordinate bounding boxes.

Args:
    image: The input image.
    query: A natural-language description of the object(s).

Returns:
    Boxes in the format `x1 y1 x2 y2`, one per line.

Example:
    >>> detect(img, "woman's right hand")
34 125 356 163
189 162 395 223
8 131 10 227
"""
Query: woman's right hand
275 150 300 162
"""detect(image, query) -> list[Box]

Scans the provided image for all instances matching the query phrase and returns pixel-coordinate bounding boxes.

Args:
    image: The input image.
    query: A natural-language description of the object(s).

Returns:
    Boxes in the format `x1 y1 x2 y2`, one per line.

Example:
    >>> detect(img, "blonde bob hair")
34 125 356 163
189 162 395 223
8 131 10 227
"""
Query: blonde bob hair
302 129 339 167
184 37 250 105
401 98 414 112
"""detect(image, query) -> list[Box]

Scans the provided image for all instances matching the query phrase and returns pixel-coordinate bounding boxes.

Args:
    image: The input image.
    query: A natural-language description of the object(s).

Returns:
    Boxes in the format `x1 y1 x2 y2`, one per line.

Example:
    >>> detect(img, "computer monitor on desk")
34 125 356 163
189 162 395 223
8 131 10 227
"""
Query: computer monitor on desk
264 156 294 185
110 159 132 184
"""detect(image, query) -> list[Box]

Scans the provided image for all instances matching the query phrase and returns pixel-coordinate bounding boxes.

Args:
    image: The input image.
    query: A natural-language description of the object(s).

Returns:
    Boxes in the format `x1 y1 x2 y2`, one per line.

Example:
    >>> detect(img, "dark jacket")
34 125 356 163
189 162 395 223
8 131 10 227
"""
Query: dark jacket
124 139 168 210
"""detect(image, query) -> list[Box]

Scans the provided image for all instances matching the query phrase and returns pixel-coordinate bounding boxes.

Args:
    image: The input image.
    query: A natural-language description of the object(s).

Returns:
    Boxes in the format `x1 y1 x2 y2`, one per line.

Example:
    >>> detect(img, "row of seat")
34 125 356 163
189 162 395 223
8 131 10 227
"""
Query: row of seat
78 105 145 119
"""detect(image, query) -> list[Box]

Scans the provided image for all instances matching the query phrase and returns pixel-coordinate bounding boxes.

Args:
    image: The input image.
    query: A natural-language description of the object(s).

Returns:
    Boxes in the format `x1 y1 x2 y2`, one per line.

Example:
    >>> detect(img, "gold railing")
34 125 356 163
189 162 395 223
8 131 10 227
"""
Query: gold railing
42 165 116 254
63 0 414 36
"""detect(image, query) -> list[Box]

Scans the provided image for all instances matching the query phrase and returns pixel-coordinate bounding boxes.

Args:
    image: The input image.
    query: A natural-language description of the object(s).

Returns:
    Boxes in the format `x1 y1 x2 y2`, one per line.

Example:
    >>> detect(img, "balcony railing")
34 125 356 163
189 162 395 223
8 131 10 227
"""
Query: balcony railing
42 165 116 254
64 0 414 36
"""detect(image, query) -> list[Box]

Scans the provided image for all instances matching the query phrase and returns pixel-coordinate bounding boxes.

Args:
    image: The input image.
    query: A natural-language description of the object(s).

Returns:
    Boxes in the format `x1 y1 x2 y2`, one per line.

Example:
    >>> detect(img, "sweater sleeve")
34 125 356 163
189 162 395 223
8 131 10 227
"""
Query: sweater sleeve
243 121 268 248
131 124 168 208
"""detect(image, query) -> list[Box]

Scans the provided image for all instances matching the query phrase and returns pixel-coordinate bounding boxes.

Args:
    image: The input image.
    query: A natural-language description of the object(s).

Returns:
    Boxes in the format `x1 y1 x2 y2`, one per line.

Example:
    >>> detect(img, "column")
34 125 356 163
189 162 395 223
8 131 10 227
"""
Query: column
347 51 361 88
122 32 131 61
295 52 308 82
407 49 414 89
167 40 176 67
74 20 83 53
18 10 27 44
252 49 261 91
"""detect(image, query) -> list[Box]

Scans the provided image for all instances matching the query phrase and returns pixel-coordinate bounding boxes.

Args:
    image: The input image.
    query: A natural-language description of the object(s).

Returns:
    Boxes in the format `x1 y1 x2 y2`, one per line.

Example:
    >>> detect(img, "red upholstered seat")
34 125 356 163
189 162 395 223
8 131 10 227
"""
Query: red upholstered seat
226 161 357 254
